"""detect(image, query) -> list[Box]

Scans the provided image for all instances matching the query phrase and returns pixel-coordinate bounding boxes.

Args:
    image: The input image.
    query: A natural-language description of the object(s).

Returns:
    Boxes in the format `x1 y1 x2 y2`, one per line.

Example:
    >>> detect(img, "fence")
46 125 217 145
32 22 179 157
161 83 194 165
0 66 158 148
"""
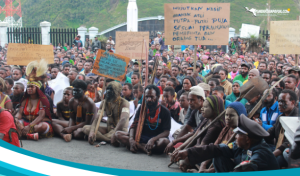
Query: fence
259 30 269 40
50 28 78 47
7 27 41 44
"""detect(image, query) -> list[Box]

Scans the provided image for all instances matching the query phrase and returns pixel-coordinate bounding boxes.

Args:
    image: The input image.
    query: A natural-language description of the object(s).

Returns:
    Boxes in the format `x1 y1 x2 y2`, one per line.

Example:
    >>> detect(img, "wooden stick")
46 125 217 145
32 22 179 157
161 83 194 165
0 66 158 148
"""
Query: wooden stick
93 99 106 142
193 45 197 72
140 38 144 84
145 40 148 88
135 58 160 143
296 54 298 66
168 75 289 167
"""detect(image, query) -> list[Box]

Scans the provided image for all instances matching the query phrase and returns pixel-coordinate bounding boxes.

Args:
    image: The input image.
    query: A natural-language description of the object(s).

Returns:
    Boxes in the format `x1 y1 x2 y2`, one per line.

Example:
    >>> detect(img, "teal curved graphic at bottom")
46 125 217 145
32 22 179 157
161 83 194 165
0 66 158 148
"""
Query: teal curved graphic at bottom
0 140 300 175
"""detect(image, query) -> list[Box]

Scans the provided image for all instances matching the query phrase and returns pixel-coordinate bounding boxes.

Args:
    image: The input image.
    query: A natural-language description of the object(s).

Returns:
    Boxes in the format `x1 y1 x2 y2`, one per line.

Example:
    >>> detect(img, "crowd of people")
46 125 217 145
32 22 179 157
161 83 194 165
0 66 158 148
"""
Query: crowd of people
0 31 300 173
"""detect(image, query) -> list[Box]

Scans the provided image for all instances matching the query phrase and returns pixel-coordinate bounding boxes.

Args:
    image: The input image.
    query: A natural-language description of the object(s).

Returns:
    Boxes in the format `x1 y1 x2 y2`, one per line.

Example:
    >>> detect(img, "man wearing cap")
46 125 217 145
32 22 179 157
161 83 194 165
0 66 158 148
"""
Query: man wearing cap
74 35 83 48
233 63 249 84
171 114 279 172
171 86 206 141
92 37 101 51
154 32 162 45
126 62 139 78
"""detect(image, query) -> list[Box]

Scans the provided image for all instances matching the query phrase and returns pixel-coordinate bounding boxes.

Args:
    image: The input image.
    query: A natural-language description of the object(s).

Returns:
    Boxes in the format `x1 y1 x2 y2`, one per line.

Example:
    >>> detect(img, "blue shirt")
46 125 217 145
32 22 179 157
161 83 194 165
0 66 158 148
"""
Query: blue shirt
260 101 281 130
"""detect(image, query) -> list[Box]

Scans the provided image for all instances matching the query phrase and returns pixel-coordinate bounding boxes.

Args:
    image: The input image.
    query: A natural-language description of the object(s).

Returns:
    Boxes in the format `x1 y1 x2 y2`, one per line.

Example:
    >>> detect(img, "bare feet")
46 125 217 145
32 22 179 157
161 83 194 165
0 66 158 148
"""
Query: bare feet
187 169 198 173
63 134 72 142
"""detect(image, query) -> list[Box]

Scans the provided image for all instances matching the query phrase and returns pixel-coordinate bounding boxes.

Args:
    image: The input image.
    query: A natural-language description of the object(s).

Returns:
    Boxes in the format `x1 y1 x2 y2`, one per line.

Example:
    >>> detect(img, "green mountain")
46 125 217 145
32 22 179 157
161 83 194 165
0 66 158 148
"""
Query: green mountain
1 0 299 32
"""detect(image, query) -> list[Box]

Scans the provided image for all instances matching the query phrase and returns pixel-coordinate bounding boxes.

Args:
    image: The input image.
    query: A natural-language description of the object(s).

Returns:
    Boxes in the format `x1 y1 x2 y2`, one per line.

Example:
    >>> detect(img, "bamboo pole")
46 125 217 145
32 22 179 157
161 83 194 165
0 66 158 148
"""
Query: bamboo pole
193 45 197 72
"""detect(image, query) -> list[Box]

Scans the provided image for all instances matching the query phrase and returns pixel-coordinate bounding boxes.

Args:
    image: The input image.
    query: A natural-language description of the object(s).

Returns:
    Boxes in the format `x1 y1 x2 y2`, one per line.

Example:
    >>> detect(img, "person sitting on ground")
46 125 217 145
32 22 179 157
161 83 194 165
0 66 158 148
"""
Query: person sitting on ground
12 67 28 90
265 89 299 168
191 102 247 173
208 78 220 95
4 78 13 96
131 72 140 87
211 86 231 109
122 83 134 102
132 83 143 108
0 78 13 112
52 87 74 141
83 81 130 146
178 92 189 124
10 83 24 111
0 106 20 147
171 114 279 172
256 89 281 131
166 95 225 172
84 81 100 101
15 81 53 140
219 69 232 96
225 80 248 106
115 85 170 154
162 86 181 124
61 79 97 141
177 76 196 100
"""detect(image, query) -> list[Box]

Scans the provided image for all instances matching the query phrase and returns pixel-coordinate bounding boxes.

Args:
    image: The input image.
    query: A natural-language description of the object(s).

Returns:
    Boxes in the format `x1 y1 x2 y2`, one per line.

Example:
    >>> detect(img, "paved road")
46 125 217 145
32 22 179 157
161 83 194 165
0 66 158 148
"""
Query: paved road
22 137 181 172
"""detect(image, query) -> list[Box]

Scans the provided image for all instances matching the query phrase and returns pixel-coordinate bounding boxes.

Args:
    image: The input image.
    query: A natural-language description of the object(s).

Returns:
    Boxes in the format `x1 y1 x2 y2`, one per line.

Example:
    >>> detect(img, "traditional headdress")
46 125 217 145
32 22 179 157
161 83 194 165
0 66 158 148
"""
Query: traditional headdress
26 59 48 88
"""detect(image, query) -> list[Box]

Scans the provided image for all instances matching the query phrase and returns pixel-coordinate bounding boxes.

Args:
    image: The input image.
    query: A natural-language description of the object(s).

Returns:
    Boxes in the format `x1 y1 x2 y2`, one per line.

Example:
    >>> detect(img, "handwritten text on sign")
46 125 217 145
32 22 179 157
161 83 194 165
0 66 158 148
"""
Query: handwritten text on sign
270 21 300 54
164 3 230 45
115 32 149 60
92 50 130 81
7 43 54 65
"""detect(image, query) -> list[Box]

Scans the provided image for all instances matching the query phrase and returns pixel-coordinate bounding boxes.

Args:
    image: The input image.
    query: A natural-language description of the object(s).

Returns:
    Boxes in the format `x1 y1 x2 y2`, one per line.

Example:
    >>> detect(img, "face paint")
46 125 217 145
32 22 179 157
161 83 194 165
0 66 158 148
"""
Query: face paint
202 100 213 119
73 88 84 99
105 85 115 101
225 108 239 128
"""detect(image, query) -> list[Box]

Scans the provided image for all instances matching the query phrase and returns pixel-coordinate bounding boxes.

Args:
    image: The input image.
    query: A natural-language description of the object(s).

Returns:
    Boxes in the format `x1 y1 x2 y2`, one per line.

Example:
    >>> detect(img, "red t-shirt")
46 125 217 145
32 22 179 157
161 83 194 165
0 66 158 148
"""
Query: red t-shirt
0 110 20 147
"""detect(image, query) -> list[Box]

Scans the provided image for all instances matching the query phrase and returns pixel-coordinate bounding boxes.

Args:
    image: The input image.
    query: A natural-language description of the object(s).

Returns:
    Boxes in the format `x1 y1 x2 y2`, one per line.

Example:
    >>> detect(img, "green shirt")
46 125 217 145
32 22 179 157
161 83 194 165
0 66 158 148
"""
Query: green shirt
225 93 248 106
233 74 248 83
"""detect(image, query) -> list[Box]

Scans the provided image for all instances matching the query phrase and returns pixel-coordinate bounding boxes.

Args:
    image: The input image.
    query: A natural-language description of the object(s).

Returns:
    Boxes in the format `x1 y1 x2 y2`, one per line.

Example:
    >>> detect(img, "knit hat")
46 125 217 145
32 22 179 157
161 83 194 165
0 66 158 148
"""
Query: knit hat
233 80 243 87
227 102 248 117
198 83 210 91
189 86 206 100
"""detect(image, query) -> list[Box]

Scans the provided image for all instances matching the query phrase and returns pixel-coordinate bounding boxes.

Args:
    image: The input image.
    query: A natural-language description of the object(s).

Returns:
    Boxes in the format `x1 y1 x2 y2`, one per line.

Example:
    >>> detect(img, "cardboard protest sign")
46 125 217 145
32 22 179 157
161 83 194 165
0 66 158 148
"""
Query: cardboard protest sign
7 43 54 65
115 32 149 60
164 3 230 45
92 50 130 81
270 21 300 54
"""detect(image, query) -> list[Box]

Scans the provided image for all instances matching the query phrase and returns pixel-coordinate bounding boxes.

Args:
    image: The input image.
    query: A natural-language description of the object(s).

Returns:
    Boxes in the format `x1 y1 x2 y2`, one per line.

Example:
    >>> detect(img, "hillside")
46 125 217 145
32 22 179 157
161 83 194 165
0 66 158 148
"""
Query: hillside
1 0 299 32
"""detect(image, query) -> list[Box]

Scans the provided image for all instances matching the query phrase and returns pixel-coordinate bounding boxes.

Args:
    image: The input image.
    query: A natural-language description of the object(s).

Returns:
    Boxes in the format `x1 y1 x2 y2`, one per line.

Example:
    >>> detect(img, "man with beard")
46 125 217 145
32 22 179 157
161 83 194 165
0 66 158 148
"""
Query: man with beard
83 81 130 146
255 89 281 131
233 63 249 83
115 85 171 154
154 65 163 86
61 80 97 141
276 62 284 77
265 90 298 168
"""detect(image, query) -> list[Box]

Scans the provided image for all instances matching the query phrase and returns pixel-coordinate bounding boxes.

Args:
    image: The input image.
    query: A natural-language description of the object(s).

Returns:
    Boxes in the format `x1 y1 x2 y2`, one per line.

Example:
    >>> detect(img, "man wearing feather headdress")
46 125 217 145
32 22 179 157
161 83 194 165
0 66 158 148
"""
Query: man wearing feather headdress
15 59 53 140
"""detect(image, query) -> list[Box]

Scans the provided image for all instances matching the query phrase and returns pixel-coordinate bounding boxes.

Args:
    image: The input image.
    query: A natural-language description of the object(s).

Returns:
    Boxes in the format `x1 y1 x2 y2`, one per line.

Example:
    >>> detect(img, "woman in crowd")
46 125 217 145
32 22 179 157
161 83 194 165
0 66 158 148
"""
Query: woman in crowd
0 77 13 112
219 68 232 96
225 80 248 105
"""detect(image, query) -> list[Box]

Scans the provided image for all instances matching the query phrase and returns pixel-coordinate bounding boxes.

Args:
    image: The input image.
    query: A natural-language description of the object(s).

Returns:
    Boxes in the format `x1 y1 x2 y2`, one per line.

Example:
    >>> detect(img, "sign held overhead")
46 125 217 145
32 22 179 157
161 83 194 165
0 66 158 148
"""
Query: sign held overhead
92 50 130 81
7 43 54 65
164 3 230 45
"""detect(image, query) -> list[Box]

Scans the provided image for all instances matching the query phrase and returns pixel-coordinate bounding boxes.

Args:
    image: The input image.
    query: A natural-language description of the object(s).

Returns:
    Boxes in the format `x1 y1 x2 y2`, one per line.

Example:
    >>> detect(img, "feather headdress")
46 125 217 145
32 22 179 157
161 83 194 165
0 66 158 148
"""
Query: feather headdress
26 59 48 88
26 59 48 82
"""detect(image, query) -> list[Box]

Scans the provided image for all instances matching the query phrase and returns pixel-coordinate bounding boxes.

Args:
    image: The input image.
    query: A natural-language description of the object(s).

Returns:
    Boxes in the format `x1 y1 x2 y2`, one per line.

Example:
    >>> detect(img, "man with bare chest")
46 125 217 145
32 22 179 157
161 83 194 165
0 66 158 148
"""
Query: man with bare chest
61 80 97 141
